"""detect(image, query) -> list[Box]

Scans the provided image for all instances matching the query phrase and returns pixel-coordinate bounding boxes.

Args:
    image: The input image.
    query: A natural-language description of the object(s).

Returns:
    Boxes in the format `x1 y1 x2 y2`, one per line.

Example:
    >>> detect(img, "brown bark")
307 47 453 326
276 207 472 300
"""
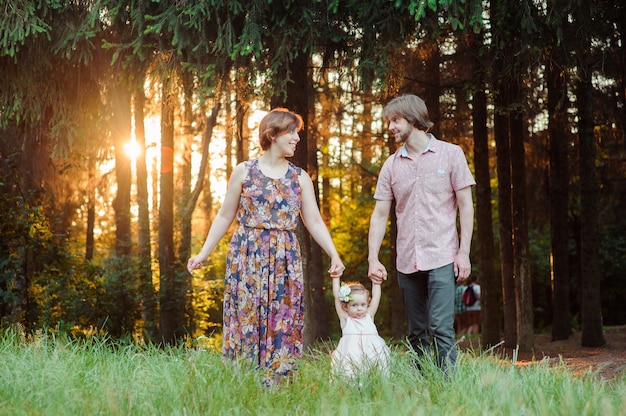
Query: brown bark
159 82 179 345
111 80 133 256
134 83 158 342
577 75 605 348
361 92 375 198
85 157 96 262
179 72 194 264
471 74 500 346
547 61 572 341
235 97 250 165
494 87 517 349
509 79 534 352
178 73 196 336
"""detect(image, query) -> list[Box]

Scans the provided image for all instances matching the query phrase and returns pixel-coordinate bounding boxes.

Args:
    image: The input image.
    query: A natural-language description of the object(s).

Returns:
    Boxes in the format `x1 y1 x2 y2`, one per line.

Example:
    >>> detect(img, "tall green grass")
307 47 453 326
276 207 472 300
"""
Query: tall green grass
0 330 624 415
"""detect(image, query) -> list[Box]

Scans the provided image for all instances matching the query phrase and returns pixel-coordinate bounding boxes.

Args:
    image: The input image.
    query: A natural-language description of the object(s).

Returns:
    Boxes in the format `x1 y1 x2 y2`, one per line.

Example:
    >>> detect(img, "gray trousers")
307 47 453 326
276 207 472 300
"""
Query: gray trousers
398 263 457 371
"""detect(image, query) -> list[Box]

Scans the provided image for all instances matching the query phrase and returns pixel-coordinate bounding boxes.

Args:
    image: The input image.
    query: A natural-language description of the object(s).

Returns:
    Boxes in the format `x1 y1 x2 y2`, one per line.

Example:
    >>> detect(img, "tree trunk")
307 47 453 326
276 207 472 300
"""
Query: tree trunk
361 92 375 198
159 83 179 345
178 72 195 336
179 72 194 263
305 54 329 343
85 156 96 262
471 75 500 346
317 80 332 222
421 37 441 129
494 85 517 349
235 96 250 165
577 74 606 347
547 61 572 341
134 82 158 342
509 79 534 352
111 80 133 256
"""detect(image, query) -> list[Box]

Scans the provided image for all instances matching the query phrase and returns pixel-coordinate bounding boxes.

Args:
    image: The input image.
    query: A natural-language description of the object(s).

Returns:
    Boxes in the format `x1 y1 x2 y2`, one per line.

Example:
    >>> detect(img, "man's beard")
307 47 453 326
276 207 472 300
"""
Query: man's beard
396 125 412 143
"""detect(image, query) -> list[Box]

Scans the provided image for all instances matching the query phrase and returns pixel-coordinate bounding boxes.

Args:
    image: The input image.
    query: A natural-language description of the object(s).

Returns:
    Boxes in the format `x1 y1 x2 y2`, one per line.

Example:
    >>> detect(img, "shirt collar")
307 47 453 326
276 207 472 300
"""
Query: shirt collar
399 133 438 158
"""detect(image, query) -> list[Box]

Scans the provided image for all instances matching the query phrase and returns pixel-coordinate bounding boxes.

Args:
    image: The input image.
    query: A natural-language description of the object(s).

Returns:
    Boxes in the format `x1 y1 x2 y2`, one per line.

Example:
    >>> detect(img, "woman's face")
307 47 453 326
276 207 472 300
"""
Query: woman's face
272 128 300 157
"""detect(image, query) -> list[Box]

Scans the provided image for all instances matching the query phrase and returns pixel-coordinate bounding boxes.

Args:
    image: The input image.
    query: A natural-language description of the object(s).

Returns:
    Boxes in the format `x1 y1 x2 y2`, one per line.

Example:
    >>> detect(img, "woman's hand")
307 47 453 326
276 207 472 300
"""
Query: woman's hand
328 256 345 279
187 255 204 274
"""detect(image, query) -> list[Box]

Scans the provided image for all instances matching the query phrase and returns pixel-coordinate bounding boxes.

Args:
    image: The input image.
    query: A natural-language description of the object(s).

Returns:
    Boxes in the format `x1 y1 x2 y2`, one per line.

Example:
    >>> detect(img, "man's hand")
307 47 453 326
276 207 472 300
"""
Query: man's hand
368 259 388 284
454 251 471 283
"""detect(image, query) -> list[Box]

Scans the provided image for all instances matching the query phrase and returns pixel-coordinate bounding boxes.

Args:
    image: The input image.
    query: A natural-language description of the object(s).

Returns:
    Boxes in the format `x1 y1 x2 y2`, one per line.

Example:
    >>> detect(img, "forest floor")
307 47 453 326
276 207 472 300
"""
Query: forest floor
458 325 626 380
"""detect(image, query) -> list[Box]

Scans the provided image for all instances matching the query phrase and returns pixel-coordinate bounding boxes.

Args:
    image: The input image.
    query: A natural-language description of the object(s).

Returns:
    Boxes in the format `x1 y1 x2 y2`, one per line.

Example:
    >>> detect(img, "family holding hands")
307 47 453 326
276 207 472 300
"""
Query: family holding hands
188 94 475 385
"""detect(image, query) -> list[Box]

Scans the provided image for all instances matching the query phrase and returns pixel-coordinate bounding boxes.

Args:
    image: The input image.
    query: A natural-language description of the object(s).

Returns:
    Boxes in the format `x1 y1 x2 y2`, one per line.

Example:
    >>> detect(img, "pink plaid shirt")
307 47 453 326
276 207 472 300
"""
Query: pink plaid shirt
374 135 475 273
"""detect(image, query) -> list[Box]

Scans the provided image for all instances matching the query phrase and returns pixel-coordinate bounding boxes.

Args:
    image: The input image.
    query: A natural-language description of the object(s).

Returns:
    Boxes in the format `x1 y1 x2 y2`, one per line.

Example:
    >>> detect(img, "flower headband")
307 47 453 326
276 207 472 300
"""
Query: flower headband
339 283 352 303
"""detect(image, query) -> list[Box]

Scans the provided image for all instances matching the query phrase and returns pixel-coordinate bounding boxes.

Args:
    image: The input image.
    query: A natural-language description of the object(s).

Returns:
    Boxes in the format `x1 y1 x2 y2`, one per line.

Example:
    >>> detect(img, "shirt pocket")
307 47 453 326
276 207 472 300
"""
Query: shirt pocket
424 168 452 194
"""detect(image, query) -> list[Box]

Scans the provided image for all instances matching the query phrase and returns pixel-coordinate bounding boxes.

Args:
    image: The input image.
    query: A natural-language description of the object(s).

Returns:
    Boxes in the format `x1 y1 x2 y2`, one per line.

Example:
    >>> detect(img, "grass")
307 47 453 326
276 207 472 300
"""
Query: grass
0 330 625 416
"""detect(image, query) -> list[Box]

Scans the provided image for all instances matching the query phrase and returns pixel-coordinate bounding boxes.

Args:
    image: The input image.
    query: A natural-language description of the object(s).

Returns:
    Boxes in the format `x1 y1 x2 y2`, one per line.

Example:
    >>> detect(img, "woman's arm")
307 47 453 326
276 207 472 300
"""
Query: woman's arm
187 162 246 273
299 170 345 278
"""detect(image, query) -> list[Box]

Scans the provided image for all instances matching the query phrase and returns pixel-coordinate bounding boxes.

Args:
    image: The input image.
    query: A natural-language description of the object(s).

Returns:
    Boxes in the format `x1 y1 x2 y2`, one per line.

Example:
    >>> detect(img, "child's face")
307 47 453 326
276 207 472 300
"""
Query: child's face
344 292 369 319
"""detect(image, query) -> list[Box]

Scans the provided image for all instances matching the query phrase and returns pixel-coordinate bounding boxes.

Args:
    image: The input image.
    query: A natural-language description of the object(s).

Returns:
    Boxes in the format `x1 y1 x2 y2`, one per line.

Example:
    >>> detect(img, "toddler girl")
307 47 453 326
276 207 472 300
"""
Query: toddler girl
331 278 390 378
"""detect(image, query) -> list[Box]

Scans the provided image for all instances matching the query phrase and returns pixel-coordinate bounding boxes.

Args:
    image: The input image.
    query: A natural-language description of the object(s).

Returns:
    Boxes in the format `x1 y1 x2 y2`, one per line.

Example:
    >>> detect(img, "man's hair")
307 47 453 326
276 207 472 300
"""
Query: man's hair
258 108 304 150
383 94 434 132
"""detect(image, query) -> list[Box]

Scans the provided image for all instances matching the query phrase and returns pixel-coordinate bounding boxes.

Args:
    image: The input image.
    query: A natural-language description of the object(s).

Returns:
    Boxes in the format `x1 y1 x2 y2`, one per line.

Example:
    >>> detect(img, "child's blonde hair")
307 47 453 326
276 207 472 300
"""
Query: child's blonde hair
340 282 370 303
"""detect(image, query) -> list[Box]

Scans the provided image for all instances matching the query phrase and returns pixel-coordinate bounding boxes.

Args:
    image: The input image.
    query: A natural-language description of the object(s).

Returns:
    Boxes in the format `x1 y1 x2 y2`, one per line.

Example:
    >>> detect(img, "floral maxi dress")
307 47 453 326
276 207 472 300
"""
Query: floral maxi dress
222 158 304 384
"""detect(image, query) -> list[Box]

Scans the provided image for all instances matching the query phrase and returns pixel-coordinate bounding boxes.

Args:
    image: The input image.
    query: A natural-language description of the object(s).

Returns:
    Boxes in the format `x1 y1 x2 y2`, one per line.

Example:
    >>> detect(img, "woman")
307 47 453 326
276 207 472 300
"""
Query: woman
188 108 344 386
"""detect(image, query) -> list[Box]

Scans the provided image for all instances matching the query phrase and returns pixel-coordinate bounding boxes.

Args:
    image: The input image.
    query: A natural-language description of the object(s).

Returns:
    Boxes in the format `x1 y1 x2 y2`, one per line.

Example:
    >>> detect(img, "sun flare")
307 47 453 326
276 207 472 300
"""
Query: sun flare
124 140 141 160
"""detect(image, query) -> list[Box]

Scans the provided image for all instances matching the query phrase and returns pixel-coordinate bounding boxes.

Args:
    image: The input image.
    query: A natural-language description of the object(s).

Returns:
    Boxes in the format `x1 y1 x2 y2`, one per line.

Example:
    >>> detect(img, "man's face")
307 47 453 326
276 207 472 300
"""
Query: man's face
388 116 412 143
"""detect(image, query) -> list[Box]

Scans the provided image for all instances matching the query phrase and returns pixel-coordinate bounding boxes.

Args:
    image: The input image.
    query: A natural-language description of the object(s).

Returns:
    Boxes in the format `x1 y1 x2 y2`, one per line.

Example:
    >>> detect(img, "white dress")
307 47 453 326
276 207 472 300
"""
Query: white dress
331 314 390 377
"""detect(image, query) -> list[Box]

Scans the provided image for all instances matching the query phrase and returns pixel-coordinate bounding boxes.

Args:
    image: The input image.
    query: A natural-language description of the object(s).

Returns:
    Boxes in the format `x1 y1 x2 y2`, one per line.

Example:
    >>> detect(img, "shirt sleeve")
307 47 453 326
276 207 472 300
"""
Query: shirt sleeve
451 145 476 191
373 155 395 201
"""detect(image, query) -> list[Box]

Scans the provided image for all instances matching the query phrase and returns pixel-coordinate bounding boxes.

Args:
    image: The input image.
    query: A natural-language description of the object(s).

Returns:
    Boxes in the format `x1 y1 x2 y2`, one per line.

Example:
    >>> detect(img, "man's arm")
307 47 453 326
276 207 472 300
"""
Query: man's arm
454 186 474 282
368 200 392 283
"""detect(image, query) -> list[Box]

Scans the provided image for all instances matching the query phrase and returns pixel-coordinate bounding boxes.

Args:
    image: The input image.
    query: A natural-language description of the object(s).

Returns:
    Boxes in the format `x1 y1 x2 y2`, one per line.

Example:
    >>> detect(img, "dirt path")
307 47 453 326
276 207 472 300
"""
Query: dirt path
459 325 626 379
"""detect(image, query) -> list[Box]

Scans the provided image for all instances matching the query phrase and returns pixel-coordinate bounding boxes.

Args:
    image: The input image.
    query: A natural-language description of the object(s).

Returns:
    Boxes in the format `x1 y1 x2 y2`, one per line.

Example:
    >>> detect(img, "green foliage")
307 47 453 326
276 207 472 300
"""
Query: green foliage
0 2 109 158
0 0 58 58
331 194 377 281
0 153 141 337
406 0 484 31
25 248 144 339
99 256 143 337
189 230 230 337
30 251 107 336
528 227 554 329
191 272 224 336
599 225 626 325
0 153 51 321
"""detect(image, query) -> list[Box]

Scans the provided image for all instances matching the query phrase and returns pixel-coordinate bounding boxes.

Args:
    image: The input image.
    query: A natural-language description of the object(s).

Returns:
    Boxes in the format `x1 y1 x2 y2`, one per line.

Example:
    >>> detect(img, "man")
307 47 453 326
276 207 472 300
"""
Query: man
368 94 475 372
